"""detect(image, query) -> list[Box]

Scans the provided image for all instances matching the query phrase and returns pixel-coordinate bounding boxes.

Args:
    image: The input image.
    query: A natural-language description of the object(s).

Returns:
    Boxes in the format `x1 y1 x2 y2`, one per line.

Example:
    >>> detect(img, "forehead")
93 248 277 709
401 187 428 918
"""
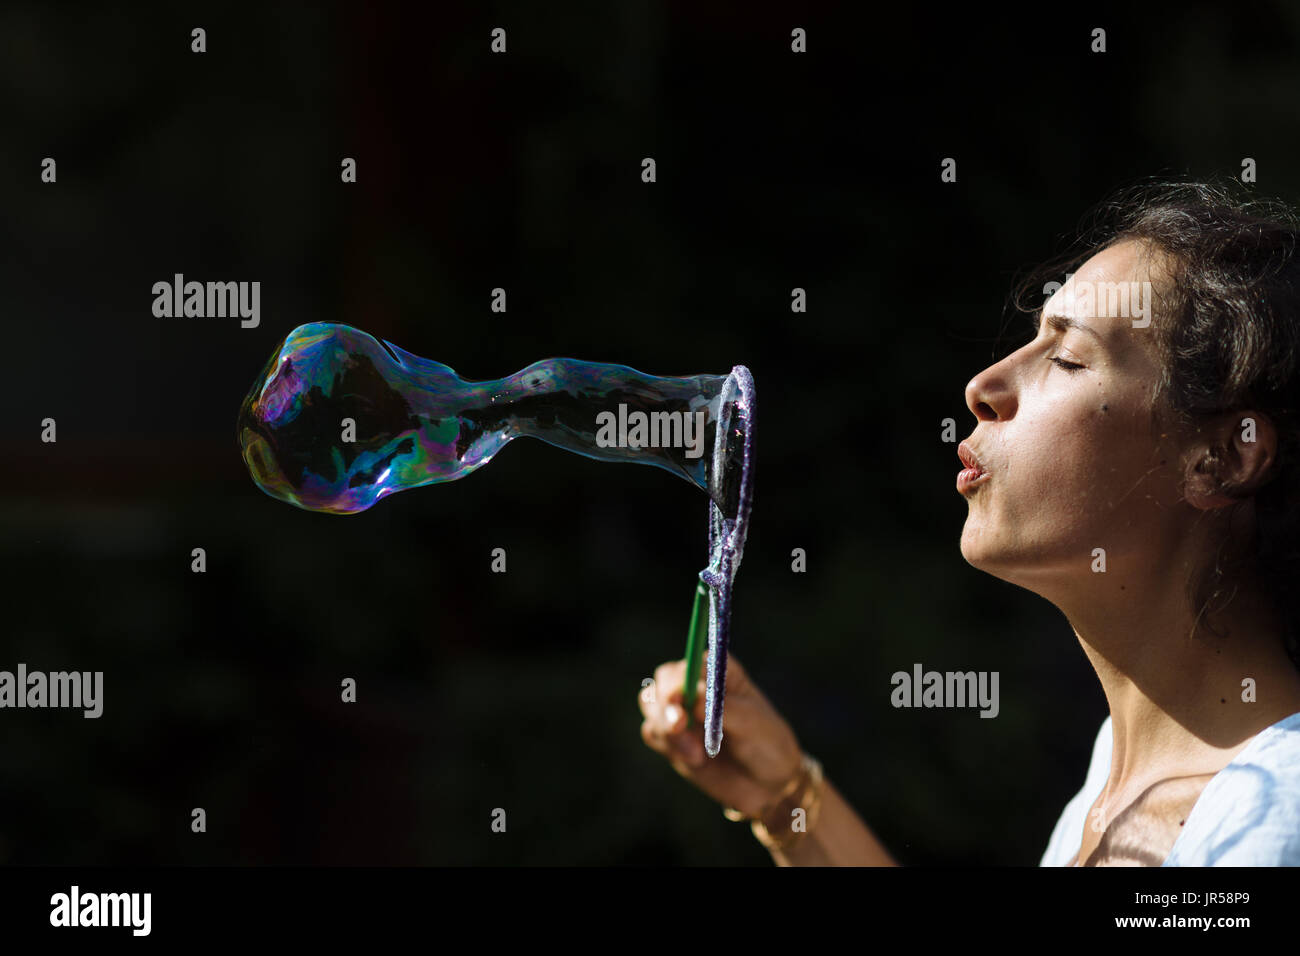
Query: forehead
1041 240 1154 337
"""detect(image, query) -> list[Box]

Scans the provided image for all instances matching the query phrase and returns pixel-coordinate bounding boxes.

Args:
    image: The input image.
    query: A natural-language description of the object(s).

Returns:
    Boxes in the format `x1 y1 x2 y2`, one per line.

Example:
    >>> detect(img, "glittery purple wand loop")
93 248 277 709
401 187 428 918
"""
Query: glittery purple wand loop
698 365 755 758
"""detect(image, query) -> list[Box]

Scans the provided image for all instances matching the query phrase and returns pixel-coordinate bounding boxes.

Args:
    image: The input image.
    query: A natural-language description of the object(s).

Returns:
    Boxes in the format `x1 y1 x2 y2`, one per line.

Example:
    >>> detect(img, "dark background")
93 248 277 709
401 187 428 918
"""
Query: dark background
3 1 1300 865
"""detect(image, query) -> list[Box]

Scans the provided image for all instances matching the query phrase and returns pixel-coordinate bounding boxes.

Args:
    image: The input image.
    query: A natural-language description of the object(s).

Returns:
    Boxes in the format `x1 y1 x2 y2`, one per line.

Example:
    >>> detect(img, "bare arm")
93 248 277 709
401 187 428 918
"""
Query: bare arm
761 775 898 866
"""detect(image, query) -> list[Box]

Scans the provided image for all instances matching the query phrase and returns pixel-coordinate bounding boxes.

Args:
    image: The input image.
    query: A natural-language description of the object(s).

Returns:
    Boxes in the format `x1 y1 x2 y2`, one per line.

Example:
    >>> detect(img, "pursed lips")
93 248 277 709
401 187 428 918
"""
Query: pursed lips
958 440 986 475
956 440 991 493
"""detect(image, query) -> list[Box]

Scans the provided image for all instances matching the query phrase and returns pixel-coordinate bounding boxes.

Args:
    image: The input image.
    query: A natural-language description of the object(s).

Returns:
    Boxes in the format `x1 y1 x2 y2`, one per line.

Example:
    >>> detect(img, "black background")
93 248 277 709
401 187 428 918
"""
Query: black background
4 1 1300 865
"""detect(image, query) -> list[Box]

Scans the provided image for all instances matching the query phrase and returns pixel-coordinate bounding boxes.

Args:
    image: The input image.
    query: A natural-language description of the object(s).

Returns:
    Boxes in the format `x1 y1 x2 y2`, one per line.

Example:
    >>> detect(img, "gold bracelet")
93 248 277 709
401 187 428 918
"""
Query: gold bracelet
752 755 823 852
722 753 808 823
721 754 824 852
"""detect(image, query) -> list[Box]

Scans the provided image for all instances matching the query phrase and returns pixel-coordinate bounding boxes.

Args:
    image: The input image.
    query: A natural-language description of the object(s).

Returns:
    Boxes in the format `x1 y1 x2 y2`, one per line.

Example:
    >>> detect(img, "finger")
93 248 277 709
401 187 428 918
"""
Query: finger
639 661 683 718
644 713 710 772
653 661 698 723
654 660 686 687
647 717 704 764
637 680 657 717
665 676 704 731
643 674 701 740
686 675 770 739
648 659 755 731
641 717 671 754
683 654 753 722
667 728 706 766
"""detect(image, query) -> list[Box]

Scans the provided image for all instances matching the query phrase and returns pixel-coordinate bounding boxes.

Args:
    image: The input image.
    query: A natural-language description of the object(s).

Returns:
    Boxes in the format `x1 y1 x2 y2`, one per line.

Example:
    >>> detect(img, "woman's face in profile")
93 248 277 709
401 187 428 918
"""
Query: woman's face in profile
959 240 1188 591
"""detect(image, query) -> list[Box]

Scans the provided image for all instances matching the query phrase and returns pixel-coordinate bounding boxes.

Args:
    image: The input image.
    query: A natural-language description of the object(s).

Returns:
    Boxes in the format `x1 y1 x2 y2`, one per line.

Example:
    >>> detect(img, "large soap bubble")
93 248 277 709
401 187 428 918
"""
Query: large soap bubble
238 322 754 756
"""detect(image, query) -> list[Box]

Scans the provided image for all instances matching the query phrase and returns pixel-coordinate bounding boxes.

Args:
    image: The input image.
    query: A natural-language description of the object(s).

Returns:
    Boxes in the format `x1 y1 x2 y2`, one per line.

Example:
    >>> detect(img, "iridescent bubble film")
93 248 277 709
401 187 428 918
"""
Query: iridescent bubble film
237 322 743 514
237 322 754 756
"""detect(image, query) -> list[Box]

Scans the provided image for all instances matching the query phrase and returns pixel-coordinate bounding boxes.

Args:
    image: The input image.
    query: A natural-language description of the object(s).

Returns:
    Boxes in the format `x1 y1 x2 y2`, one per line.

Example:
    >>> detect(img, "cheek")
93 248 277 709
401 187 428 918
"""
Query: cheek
977 407 1134 538
1033 413 1166 535
1001 407 1106 498
960 387 1173 573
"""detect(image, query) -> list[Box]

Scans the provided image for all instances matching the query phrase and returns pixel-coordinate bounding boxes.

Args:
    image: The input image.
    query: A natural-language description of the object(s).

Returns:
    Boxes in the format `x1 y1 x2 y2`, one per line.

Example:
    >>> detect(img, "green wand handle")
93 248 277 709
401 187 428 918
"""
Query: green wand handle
681 581 708 727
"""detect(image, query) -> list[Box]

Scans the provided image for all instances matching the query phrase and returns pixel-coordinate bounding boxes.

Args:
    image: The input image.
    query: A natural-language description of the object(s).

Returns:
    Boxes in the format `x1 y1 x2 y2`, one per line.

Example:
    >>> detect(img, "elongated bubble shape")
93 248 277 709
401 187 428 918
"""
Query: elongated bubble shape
237 322 754 757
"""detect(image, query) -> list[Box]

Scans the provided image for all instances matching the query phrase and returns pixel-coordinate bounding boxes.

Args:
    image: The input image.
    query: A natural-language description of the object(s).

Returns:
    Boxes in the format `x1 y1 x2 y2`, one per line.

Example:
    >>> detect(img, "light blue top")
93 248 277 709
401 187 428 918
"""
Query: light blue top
1040 711 1300 866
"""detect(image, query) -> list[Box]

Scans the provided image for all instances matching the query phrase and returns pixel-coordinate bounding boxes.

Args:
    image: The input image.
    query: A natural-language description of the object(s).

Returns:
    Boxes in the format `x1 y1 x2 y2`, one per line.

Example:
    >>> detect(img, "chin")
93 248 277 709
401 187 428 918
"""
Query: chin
959 535 994 571
959 518 991 561
959 527 1019 577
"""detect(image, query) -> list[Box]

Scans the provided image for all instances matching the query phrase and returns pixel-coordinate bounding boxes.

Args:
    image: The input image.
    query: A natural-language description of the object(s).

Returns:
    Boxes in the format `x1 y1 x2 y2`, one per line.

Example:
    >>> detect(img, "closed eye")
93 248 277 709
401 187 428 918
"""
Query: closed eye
1049 356 1085 372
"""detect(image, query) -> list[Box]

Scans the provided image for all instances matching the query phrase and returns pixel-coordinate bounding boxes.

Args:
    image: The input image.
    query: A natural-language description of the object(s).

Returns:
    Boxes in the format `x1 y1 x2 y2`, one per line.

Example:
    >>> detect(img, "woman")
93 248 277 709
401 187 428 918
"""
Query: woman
638 180 1300 866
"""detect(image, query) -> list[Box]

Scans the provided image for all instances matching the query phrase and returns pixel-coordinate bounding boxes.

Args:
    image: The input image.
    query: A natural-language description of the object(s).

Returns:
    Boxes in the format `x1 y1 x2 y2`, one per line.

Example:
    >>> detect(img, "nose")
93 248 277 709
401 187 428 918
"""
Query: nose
964 356 1016 422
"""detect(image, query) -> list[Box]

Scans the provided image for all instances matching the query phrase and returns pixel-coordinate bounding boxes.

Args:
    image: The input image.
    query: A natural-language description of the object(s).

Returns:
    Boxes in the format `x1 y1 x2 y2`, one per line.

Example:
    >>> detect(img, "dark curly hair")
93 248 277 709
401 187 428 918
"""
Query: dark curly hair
1008 177 1300 673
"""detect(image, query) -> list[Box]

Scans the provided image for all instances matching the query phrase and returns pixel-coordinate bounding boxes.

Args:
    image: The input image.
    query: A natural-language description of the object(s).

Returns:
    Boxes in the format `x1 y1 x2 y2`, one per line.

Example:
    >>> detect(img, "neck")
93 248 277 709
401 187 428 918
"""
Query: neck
1049 562 1300 795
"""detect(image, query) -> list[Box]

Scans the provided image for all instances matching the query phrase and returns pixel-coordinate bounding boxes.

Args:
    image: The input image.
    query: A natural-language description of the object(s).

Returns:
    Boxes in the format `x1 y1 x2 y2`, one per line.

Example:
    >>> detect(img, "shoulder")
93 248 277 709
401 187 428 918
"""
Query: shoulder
1040 715 1112 866
1164 714 1300 866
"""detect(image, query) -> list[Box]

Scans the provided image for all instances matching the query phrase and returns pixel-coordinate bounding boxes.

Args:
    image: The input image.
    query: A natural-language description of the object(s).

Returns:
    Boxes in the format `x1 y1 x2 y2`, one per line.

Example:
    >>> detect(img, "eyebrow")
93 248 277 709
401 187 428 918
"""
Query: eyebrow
1029 309 1103 342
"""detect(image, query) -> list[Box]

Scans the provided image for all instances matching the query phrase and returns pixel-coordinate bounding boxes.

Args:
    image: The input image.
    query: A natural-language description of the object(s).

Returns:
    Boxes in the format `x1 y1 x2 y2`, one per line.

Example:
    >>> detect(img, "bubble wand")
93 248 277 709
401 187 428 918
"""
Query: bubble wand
688 363 755 755
237 322 754 756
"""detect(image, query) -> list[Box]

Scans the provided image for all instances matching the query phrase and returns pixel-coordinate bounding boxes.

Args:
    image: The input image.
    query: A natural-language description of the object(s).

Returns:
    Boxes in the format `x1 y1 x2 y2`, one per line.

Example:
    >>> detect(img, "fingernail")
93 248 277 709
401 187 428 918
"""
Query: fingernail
664 704 681 728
